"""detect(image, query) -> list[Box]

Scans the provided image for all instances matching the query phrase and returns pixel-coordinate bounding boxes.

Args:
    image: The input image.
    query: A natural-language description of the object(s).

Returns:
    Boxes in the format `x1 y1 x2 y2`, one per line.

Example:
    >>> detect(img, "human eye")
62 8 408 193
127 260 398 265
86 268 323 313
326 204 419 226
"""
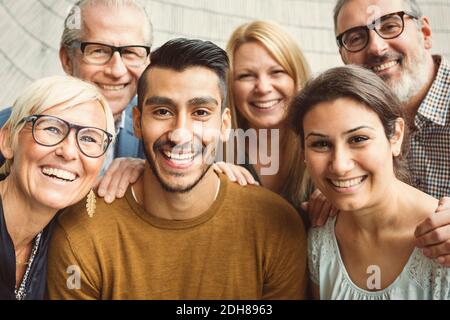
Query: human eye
379 21 402 34
271 69 287 76
309 140 331 151
86 45 110 57
153 108 173 118
122 47 144 57
349 135 369 145
192 109 211 118
236 72 255 81
346 32 364 46
42 125 63 135
79 129 102 145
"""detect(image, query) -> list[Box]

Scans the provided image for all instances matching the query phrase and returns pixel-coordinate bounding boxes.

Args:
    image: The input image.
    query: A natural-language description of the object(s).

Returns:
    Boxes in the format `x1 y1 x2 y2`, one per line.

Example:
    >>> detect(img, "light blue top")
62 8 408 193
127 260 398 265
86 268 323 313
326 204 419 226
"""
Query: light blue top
308 216 450 300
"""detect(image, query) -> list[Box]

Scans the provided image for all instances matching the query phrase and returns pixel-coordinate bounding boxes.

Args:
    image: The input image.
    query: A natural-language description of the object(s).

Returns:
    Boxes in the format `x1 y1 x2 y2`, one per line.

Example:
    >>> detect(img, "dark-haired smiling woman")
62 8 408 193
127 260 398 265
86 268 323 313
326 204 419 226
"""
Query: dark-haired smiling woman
291 65 450 299
0 76 114 300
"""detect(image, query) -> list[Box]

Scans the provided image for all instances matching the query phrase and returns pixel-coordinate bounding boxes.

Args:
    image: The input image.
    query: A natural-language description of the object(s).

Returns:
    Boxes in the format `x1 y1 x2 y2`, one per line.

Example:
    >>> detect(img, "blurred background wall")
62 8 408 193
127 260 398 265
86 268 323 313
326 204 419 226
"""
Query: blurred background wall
1 0 449 108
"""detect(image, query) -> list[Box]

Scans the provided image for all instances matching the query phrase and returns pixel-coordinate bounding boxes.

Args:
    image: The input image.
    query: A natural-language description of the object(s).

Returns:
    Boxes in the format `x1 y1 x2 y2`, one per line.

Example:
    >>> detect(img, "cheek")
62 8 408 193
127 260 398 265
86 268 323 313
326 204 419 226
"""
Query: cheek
82 158 104 181
232 82 251 107
305 152 326 179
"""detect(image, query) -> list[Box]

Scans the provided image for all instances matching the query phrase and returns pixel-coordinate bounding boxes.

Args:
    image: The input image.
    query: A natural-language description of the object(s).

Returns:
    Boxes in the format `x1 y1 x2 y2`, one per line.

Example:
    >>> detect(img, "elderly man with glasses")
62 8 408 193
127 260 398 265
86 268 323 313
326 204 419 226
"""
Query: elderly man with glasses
331 0 450 266
0 0 152 202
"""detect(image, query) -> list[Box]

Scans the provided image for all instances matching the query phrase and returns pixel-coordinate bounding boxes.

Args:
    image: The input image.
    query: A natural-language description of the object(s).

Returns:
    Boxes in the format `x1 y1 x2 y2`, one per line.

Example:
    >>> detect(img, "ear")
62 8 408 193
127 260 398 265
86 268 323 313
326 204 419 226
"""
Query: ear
132 106 143 139
0 127 14 160
59 46 74 75
419 16 433 50
390 118 405 157
220 108 232 142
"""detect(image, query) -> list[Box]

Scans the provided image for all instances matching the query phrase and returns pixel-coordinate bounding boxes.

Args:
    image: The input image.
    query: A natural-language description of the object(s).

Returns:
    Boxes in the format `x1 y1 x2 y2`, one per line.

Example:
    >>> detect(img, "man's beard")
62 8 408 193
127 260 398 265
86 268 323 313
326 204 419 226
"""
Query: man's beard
142 137 215 194
364 46 430 104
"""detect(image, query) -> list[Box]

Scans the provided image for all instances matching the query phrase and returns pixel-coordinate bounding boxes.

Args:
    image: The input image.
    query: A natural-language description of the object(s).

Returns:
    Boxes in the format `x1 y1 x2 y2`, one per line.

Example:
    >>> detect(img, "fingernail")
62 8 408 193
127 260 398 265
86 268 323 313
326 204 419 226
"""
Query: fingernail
422 248 431 256
436 257 445 264
105 195 113 203
98 189 105 196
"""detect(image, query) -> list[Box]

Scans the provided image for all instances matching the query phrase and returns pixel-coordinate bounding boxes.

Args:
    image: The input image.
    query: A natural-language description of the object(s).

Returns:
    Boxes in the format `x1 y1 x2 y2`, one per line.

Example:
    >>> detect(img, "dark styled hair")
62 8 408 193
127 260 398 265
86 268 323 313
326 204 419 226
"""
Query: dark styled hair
138 38 229 111
290 65 410 182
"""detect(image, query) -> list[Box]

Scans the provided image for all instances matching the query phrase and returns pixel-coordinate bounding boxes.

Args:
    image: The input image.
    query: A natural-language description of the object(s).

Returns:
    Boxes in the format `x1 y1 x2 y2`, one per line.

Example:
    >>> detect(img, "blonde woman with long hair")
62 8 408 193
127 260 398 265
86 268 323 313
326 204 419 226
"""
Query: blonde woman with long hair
217 20 311 213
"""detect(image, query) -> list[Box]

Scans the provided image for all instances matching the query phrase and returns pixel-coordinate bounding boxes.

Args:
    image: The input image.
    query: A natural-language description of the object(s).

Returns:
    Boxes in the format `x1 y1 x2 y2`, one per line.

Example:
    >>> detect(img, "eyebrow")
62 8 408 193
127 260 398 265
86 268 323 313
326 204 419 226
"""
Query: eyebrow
305 126 376 139
188 97 218 107
143 96 218 108
144 96 176 108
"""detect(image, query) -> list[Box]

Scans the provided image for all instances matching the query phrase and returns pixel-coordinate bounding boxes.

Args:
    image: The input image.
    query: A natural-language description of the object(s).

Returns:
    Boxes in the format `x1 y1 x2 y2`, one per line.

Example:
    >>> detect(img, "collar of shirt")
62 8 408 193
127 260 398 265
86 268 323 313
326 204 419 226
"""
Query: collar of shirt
416 55 450 127
114 109 127 135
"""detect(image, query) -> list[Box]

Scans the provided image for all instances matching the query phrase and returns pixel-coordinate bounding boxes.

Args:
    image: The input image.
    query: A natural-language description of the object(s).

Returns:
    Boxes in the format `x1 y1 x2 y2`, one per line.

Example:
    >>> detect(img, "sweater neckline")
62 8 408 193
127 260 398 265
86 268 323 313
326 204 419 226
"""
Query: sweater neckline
125 173 228 230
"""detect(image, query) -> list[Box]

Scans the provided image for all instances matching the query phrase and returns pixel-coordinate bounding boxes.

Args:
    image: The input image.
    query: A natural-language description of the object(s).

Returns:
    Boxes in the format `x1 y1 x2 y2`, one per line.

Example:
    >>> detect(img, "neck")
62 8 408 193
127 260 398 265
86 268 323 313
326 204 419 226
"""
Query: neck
338 179 408 237
0 176 56 250
403 55 437 124
135 164 220 220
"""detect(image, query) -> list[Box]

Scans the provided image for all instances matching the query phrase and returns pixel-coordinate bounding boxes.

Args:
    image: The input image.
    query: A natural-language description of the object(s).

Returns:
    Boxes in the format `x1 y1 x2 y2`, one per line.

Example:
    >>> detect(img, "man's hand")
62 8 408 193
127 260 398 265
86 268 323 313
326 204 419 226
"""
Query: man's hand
415 197 450 267
96 157 145 203
212 162 259 186
301 189 339 227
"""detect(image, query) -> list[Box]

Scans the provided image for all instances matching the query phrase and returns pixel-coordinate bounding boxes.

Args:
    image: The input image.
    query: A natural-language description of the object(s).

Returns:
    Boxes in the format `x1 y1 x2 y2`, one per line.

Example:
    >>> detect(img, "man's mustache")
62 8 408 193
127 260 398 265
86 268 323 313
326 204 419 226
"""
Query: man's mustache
153 138 205 155
363 51 404 68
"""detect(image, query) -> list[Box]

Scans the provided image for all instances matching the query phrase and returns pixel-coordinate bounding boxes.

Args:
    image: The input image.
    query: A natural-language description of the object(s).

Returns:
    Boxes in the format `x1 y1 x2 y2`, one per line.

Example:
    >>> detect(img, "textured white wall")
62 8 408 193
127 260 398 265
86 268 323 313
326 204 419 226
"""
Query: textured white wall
0 0 449 108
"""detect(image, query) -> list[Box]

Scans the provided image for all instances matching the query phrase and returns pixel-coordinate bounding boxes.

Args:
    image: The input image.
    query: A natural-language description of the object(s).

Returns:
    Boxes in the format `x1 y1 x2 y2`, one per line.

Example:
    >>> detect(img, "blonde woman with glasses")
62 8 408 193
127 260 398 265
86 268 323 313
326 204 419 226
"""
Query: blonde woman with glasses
0 76 115 300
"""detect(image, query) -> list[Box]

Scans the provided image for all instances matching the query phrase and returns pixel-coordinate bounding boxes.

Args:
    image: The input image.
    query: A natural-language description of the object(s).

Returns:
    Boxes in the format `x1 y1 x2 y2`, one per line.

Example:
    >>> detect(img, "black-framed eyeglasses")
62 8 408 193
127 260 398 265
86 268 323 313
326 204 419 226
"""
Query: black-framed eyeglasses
336 11 419 53
70 41 151 67
19 115 113 158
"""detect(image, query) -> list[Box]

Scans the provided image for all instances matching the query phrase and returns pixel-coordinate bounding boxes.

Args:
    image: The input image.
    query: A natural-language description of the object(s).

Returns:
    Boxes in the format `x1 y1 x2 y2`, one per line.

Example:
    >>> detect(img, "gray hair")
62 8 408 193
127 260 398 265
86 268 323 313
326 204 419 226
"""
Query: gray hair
333 0 423 34
61 0 153 48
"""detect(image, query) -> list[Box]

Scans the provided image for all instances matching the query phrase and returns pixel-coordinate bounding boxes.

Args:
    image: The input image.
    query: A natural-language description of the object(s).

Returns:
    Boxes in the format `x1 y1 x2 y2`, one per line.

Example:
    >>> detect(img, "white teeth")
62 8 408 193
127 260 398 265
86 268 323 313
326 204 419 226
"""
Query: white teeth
100 84 125 91
330 177 365 188
252 100 281 109
372 61 398 72
163 150 195 162
42 167 76 182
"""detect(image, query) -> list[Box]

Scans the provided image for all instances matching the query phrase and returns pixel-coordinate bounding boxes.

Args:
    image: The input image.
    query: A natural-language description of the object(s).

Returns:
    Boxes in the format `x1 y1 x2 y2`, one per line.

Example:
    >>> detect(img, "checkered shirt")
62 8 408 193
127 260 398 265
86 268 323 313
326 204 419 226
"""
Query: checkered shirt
407 55 450 198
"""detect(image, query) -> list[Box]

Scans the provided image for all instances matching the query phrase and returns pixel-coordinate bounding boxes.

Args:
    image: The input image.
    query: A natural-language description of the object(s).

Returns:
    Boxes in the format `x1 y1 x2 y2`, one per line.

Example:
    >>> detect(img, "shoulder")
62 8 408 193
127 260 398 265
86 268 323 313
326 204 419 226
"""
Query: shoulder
407 249 450 299
226 178 301 219
0 107 12 126
55 191 134 244
308 218 336 264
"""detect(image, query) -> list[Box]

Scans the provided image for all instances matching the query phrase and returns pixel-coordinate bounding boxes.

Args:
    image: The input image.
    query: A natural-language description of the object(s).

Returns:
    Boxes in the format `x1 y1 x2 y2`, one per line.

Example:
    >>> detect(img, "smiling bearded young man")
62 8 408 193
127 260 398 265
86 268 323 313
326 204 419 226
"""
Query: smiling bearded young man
45 38 307 300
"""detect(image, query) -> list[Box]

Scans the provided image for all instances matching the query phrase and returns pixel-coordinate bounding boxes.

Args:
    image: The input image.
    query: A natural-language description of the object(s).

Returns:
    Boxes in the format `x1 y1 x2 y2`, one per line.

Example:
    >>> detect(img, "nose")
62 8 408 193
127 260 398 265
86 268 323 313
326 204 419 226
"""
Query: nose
105 52 128 78
168 114 194 146
329 146 354 176
254 75 272 95
54 130 80 160
365 30 389 57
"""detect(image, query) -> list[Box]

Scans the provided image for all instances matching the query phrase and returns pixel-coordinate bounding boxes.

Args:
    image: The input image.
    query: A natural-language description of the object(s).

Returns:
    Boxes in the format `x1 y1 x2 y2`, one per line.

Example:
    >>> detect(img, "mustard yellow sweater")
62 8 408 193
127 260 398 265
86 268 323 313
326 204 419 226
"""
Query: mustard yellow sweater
47 174 307 300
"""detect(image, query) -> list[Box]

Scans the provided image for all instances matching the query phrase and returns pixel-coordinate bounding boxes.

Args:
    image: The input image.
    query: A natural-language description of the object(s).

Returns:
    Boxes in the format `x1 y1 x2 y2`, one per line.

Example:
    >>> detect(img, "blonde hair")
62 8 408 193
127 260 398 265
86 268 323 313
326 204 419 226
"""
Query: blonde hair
61 0 153 48
226 20 311 208
0 75 115 175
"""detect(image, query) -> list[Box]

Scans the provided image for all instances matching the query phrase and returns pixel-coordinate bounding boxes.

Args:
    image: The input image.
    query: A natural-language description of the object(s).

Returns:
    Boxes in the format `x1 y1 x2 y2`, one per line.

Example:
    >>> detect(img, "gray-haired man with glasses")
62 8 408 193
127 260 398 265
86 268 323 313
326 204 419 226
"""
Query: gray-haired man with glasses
0 0 152 202
326 0 450 267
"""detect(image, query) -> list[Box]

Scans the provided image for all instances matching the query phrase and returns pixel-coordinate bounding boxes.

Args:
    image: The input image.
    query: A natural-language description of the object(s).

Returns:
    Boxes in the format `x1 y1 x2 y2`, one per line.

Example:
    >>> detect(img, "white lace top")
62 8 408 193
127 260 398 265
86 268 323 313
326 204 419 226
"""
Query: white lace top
308 217 450 300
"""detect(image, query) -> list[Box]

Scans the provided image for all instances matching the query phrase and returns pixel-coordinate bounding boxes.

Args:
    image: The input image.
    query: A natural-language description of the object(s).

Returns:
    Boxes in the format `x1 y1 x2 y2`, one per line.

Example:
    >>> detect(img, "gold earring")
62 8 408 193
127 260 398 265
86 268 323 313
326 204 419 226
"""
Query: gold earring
86 189 96 218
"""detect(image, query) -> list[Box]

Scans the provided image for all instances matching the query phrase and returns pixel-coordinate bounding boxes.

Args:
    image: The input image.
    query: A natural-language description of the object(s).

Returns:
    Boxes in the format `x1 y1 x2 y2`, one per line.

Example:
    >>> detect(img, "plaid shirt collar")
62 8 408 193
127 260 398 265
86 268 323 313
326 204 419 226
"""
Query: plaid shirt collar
416 55 450 126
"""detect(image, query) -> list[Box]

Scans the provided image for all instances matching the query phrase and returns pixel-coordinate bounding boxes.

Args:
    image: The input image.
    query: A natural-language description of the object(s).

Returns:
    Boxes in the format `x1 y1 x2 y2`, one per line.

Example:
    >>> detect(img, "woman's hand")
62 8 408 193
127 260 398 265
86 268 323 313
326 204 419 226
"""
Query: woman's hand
213 162 259 186
301 189 339 227
96 157 145 203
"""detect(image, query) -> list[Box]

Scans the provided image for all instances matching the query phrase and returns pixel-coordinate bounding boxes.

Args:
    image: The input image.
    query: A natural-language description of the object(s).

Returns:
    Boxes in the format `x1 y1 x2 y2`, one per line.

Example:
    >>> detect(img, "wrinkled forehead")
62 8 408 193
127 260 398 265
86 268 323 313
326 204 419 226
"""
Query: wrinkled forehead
81 3 148 45
336 0 407 34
